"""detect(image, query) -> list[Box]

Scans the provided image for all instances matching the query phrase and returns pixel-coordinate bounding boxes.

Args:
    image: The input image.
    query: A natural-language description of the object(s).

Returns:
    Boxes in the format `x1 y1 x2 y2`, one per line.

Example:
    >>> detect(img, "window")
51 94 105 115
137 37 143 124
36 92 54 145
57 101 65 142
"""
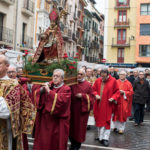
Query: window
140 24 150 35
139 45 150 57
141 4 150 15
118 29 126 43
118 11 127 22
117 48 124 63
117 0 128 6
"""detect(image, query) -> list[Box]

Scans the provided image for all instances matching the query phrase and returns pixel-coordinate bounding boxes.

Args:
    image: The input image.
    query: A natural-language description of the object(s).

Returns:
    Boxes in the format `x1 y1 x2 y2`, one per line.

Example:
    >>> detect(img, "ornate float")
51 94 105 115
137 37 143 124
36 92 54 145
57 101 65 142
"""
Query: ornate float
23 1 77 85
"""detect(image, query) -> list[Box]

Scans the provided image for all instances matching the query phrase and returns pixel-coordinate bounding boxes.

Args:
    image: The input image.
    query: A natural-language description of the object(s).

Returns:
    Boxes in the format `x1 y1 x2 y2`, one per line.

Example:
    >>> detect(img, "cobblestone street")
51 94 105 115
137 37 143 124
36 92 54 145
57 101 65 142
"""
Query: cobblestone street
28 113 150 150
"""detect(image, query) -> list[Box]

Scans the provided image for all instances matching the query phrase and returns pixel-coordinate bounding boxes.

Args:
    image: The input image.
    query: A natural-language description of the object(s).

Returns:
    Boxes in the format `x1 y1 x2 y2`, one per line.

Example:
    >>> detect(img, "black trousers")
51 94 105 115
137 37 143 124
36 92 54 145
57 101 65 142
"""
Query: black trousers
134 103 145 124
69 137 81 150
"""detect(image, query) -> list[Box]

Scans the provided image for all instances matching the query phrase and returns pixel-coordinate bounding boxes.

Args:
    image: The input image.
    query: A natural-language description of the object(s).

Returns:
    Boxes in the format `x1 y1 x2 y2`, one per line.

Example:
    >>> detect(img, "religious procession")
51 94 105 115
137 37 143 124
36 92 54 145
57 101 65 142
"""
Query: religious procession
1 0 150 150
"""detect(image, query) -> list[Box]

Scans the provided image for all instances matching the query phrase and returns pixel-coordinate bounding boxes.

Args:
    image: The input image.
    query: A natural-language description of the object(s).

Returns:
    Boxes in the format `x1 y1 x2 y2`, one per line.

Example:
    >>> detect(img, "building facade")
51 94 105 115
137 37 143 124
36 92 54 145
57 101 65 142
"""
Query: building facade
136 0 150 67
104 0 137 67
83 0 103 63
0 0 35 52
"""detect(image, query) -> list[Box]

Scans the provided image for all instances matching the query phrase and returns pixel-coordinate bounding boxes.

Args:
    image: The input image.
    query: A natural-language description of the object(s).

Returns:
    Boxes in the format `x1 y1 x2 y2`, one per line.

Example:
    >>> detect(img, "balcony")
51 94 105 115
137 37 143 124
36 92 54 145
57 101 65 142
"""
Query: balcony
68 29 72 40
114 19 130 28
115 0 130 9
100 35 104 41
112 38 130 47
92 27 99 34
90 40 100 49
77 39 84 49
72 33 77 41
76 31 80 39
77 21 83 29
84 23 89 31
74 13 78 20
22 0 34 17
0 0 15 5
20 35 33 50
0 26 13 46
62 28 69 40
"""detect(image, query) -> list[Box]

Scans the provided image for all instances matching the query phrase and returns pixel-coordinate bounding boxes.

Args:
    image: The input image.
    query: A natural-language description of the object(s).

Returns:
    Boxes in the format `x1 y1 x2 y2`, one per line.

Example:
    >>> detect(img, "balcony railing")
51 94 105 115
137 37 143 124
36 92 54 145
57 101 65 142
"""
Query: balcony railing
77 21 83 29
114 19 130 27
112 38 130 47
72 33 77 41
0 26 13 45
77 39 84 48
74 13 78 20
76 31 80 39
68 29 72 39
22 0 34 17
0 0 15 5
115 0 130 9
100 35 104 41
20 34 33 49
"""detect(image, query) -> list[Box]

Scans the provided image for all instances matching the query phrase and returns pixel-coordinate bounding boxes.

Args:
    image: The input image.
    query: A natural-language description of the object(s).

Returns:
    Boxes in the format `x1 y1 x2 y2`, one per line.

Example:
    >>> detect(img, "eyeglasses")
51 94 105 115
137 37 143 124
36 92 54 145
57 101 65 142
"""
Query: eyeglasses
53 75 61 78
7 71 16 74
78 73 84 76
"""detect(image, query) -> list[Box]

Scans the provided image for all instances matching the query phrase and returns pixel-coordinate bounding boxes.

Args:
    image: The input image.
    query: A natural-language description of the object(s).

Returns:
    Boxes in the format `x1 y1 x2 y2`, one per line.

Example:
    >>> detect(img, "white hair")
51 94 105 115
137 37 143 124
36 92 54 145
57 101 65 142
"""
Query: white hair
53 69 64 79
119 70 127 75
78 68 86 74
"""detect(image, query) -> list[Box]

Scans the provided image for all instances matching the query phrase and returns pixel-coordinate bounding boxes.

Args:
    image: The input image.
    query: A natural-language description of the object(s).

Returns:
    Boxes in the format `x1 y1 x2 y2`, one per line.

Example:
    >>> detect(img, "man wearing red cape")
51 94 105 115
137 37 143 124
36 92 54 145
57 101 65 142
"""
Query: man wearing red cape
112 71 133 134
69 68 94 150
33 69 71 150
93 68 120 147
0 55 36 150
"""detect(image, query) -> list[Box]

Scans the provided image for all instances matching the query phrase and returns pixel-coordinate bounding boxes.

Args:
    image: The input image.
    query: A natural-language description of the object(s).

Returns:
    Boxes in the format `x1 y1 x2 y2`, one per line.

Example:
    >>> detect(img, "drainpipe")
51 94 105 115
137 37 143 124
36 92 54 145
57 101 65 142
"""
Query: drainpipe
14 0 19 51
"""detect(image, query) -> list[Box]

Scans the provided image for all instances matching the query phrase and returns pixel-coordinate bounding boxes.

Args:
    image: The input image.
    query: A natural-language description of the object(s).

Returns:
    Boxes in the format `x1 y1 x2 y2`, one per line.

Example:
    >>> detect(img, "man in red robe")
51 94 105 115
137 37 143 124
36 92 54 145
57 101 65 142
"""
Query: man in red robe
112 70 133 134
93 68 120 147
69 68 94 150
33 69 71 150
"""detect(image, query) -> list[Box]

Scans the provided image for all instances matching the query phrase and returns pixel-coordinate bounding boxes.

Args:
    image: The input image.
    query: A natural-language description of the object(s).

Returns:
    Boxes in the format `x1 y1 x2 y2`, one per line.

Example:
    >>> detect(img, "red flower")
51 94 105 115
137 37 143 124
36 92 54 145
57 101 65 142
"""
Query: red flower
76 52 79 55
74 56 78 59
63 52 68 58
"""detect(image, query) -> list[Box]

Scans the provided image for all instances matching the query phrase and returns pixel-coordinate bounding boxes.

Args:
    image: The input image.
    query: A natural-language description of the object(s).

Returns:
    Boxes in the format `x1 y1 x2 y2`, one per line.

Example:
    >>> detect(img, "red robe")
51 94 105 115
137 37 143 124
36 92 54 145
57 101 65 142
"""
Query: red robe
93 75 120 129
18 77 31 150
33 84 71 150
69 81 94 143
113 79 133 122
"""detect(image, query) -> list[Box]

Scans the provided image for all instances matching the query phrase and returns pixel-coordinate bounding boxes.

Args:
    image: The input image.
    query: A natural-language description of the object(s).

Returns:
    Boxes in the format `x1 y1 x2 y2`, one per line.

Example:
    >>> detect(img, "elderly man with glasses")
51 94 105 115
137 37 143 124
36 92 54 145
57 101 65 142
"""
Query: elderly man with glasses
33 69 71 150
112 70 133 134
69 68 94 150
7 66 17 79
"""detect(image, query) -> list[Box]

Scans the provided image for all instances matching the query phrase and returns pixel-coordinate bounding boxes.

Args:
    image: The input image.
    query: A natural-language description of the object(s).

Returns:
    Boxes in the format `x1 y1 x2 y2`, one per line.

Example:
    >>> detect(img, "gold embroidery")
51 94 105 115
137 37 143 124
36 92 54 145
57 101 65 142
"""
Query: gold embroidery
0 119 8 150
50 94 58 115
86 94 90 111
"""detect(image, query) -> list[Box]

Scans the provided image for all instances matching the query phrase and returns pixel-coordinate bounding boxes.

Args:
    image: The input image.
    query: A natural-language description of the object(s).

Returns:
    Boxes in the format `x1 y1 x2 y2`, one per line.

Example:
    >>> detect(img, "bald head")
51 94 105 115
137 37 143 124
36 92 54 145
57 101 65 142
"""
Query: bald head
0 55 10 78
7 66 17 79
0 55 9 65
77 68 86 82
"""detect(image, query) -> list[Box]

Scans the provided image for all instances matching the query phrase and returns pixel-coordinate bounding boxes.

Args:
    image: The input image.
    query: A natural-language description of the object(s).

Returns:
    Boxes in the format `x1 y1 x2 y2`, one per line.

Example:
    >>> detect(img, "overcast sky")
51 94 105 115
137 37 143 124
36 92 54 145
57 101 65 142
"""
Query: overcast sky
95 0 105 14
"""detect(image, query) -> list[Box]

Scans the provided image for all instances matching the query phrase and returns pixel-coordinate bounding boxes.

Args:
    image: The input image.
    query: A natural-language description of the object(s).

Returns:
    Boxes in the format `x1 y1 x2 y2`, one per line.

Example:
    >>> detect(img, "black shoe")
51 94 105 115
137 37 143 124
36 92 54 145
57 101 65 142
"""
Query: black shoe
103 140 109 147
87 125 91 130
129 117 133 121
113 128 118 133
95 137 99 141
98 139 104 144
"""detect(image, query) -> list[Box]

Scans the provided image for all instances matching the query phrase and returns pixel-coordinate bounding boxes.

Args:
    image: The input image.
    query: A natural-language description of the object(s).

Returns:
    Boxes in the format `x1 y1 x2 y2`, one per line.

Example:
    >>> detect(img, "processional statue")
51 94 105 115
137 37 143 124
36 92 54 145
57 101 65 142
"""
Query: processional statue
32 1 68 64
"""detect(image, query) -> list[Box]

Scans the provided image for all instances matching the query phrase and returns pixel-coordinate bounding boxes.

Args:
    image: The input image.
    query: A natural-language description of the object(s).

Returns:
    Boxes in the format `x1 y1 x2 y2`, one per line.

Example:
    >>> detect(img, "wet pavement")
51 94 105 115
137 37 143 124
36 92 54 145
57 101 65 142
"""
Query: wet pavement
28 112 150 150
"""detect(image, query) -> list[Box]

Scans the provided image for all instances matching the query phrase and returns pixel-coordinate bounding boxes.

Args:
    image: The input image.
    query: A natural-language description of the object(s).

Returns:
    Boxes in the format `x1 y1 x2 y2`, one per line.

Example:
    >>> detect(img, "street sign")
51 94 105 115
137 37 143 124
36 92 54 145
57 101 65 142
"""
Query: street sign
101 59 106 63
